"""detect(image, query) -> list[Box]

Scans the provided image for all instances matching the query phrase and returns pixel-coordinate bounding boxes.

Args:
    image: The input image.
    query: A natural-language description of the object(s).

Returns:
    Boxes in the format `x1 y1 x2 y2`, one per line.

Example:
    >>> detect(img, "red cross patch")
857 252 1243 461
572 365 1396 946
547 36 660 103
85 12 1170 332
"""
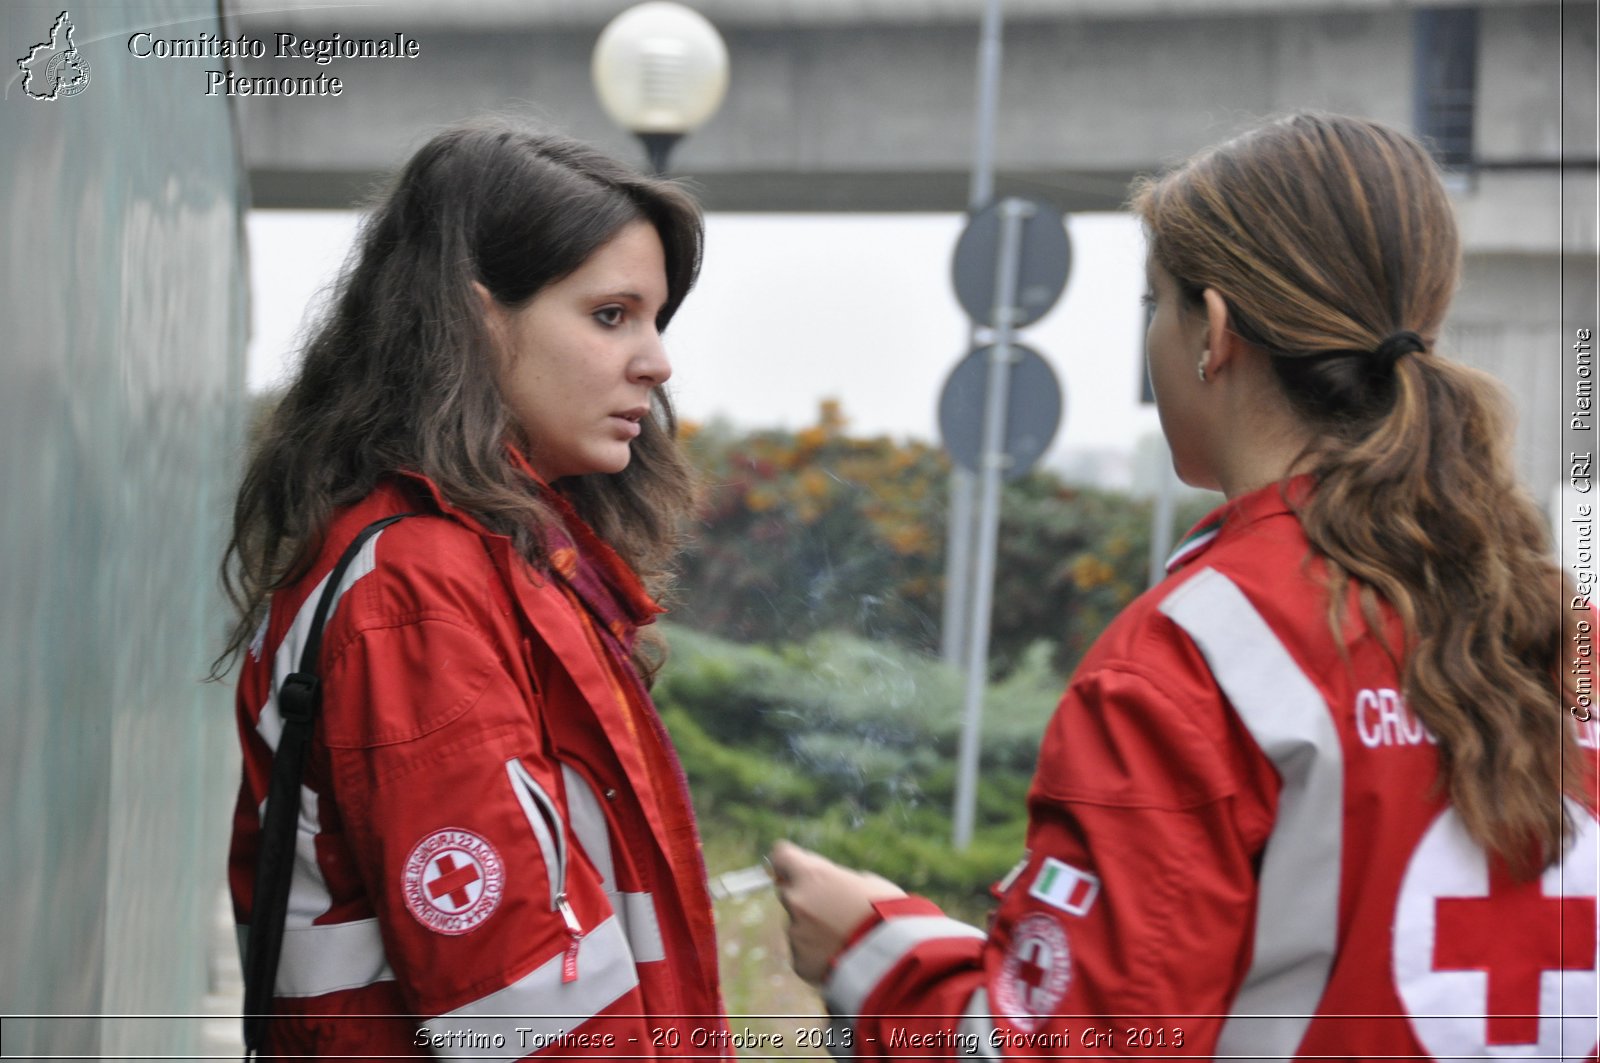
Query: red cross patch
403 828 506 935
994 913 1072 1032
1394 803 1598 1056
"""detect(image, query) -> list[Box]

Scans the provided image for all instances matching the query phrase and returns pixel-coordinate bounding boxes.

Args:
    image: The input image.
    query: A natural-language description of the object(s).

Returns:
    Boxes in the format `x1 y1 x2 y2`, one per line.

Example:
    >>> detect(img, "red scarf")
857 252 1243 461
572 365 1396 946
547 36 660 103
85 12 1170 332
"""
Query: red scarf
515 461 716 964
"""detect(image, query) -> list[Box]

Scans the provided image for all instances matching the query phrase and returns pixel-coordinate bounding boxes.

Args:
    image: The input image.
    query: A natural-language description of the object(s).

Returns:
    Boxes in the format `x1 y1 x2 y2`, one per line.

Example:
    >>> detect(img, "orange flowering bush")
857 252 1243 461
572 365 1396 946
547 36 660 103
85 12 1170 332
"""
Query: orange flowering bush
674 401 947 647
671 402 1184 677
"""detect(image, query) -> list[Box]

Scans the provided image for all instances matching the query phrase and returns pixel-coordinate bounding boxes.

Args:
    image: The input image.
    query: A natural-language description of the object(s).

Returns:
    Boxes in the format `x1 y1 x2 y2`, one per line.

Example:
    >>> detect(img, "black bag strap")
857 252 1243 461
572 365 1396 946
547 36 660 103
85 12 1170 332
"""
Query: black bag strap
242 513 413 1059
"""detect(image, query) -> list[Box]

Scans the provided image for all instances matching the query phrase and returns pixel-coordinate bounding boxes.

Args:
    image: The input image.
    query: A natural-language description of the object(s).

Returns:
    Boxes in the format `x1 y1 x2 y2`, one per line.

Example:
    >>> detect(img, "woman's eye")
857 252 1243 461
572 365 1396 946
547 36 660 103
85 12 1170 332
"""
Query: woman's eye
594 306 625 327
1140 291 1156 308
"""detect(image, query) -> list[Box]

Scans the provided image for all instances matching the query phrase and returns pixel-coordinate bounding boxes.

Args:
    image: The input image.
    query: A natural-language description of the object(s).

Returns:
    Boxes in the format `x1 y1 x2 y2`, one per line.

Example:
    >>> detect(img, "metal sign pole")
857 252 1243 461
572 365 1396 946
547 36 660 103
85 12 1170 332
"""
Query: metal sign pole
1148 445 1178 588
942 470 978 664
952 197 1030 851
942 0 1003 668
970 0 1001 209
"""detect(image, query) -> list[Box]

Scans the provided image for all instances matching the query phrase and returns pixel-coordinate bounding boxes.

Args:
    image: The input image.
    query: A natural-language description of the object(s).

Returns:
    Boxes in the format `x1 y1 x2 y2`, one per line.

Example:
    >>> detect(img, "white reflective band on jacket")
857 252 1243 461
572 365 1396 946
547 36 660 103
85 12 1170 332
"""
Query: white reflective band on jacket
826 915 988 1018
505 756 669 970
425 914 640 1060
256 532 385 756
248 529 402 996
235 919 395 999
958 988 1002 1060
1159 568 1344 1057
506 759 570 915
561 764 666 963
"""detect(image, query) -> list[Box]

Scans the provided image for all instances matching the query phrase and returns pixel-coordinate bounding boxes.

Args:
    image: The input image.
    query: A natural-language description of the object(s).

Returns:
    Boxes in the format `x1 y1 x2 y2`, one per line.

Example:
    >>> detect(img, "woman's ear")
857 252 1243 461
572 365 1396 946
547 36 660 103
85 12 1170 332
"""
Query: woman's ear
1201 287 1243 377
473 281 506 350
471 280 497 319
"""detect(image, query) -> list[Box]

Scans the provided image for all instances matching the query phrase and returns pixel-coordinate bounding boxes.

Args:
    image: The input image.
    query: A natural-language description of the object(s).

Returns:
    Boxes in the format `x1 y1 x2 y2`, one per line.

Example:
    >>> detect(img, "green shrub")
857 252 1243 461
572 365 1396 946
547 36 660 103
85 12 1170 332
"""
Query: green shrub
656 623 1047 915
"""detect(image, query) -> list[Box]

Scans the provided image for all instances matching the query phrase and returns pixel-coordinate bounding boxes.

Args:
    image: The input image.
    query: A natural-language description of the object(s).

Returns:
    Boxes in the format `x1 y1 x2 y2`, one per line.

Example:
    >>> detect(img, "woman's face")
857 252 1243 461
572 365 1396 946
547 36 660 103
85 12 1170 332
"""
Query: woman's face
1144 257 1218 489
487 220 672 482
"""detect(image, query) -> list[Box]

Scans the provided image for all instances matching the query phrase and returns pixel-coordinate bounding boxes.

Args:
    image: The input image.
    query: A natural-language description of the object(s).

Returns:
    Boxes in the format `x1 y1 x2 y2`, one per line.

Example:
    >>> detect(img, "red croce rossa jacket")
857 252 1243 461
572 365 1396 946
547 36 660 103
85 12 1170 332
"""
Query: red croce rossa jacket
821 478 1599 1061
229 470 731 1059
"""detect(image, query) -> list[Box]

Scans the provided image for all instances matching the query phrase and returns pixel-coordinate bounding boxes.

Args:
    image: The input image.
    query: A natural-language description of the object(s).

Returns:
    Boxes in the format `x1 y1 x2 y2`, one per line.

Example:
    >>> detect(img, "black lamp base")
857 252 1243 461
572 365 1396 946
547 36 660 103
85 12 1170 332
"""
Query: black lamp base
636 131 683 176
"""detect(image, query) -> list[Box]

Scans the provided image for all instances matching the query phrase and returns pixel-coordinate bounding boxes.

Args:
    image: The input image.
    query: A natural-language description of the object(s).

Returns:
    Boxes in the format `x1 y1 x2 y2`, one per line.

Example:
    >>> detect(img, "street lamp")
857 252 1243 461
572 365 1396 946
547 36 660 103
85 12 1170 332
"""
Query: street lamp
591 2 729 174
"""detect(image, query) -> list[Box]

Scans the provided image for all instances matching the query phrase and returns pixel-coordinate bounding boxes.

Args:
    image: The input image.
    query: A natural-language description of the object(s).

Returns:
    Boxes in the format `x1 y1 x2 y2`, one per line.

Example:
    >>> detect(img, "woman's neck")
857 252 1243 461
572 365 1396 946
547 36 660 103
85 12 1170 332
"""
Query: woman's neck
1211 393 1317 500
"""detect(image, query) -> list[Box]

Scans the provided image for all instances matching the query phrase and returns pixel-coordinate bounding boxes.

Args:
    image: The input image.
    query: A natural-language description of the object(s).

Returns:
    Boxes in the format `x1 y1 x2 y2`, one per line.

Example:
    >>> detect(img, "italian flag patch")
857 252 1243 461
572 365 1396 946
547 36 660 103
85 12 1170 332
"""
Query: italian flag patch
1027 857 1100 916
1164 514 1223 574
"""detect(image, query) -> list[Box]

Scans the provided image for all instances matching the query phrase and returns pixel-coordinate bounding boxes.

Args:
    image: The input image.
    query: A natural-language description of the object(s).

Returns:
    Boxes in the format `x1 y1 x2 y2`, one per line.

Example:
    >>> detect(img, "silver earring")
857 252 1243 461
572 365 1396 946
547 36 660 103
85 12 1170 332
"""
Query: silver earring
1197 363 1208 383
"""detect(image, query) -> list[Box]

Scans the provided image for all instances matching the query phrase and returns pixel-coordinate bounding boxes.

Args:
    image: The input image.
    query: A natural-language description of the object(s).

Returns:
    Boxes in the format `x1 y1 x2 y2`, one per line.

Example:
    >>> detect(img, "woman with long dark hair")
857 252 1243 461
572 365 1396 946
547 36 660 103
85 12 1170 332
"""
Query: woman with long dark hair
773 113 1598 1059
219 119 730 1058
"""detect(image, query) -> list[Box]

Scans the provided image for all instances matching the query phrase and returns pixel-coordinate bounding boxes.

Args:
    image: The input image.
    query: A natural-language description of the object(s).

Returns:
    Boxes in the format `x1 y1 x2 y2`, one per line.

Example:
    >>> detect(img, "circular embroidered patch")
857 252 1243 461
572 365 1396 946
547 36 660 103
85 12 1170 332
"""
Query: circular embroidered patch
994 912 1073 1032
402 828 506 935
1393 802 1598 1057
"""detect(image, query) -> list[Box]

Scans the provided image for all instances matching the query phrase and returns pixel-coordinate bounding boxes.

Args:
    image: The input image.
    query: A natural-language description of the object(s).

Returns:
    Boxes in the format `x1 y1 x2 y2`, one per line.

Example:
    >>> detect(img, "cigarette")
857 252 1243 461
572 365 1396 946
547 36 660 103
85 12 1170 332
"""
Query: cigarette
707 863 776 900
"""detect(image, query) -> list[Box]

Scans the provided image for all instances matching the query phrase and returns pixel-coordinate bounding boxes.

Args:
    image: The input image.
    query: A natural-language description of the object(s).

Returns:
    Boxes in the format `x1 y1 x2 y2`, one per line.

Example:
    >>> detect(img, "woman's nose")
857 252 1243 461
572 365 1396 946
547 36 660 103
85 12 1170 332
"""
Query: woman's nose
632 332 672 387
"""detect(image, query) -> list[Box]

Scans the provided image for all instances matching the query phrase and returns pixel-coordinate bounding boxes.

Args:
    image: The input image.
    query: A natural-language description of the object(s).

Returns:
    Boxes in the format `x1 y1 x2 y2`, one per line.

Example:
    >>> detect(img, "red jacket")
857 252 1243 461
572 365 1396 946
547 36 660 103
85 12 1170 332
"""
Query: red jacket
228 474 730 1059
825 479 1599 1060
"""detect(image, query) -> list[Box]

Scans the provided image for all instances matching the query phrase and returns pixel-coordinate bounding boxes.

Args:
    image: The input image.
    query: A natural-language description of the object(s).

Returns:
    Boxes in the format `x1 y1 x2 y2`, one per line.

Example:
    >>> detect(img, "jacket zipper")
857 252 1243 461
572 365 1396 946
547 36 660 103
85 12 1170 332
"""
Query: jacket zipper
506 759 583 983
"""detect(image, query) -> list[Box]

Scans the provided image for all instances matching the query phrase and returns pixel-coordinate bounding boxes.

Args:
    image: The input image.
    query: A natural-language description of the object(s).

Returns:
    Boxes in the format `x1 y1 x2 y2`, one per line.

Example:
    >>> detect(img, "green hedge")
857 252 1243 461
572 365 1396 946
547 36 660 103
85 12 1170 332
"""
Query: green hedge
654 624 1059 917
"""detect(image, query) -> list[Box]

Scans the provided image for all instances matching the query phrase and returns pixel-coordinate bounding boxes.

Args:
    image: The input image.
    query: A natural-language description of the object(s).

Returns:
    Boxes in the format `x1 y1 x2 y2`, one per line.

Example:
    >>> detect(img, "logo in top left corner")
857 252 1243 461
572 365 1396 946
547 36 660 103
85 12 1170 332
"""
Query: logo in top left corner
17 11 91 101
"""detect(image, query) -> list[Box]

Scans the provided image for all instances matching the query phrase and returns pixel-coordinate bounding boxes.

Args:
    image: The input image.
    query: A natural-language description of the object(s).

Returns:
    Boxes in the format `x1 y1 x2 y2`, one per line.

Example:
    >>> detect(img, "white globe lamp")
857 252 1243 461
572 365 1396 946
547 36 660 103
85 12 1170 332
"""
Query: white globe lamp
592 2 729 173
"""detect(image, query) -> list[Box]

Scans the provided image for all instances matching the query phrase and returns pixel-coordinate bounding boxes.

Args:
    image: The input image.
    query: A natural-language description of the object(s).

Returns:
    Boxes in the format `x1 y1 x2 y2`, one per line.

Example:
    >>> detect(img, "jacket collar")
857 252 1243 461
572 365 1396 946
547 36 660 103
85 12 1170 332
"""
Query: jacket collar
392 445 553 536
394 456 663 632
394 468 496 536
1165 474 1314 575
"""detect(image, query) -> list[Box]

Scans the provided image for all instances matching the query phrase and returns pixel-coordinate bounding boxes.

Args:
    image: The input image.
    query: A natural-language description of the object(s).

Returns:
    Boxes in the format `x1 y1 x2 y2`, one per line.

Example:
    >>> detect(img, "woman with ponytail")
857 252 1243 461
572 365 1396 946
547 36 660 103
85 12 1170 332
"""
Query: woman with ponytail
773 113 1598 1060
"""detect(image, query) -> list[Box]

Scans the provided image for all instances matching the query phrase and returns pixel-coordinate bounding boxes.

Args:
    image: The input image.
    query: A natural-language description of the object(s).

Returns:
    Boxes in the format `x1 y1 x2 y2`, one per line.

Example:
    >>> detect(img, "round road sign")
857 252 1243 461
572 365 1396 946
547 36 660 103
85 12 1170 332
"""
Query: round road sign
951 198 1072 329
938 343 1064 480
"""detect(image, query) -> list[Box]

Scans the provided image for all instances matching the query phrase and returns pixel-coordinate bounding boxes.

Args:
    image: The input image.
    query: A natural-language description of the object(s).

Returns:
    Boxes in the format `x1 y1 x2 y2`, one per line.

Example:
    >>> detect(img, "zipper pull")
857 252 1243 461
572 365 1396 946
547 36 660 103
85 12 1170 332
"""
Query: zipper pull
557 894 582 983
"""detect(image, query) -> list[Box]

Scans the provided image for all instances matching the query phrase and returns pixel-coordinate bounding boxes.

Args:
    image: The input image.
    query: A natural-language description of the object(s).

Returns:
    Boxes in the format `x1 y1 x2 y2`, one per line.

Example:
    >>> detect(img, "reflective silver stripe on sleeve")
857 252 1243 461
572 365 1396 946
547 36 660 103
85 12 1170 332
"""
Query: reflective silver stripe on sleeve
424 913 639 1060
958 987 1001 1060
254 530 392 931
824 915 987 1019
505 759 565 905
258 532 387 755
235 918 396 997
618 889 665 963
253 786 333 925
279 919 395 997
1159 568 1344 1057
562 764 615 888
560 764 665 963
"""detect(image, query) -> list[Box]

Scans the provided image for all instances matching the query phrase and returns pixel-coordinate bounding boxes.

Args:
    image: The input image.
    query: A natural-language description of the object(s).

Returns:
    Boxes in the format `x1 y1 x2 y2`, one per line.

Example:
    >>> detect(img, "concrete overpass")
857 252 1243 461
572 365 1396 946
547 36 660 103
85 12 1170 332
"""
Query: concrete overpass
230 0 1592 215
222 0 1594 501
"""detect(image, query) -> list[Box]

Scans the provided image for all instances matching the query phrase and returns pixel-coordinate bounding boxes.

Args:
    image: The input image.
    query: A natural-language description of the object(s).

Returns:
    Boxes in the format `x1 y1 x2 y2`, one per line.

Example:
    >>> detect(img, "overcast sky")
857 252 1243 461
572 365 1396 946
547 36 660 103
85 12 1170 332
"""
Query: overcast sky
247 209 1164 483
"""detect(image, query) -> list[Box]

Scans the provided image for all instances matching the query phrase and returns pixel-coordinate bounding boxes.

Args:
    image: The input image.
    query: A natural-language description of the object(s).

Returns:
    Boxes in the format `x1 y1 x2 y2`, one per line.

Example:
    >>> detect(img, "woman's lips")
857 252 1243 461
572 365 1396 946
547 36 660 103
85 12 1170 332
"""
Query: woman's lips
610 408 646 439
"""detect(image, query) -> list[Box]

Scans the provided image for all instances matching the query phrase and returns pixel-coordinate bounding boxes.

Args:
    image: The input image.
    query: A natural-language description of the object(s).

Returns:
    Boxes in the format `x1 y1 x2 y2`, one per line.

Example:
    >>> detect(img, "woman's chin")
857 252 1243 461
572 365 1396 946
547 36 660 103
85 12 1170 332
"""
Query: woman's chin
590 447 634 478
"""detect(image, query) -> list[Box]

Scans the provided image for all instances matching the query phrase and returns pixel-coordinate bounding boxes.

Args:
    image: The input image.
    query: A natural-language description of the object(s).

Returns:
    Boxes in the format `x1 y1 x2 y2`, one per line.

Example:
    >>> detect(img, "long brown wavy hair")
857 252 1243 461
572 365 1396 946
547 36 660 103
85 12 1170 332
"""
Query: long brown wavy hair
1133 113 1586 876
217 119 702 681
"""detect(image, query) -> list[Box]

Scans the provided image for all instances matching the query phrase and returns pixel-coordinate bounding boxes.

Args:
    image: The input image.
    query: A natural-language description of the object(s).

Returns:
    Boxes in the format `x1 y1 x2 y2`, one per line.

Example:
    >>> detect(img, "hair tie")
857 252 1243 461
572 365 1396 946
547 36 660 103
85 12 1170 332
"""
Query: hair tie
1374 330 1425 370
